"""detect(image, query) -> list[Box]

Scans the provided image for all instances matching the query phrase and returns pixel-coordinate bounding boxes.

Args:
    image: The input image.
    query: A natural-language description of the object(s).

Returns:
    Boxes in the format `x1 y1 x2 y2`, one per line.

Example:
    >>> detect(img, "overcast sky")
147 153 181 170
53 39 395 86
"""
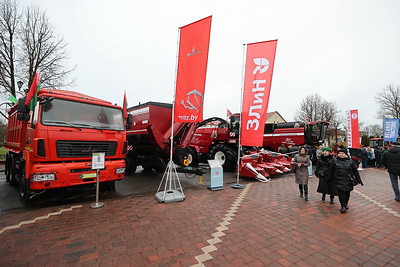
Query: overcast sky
28 0 400 126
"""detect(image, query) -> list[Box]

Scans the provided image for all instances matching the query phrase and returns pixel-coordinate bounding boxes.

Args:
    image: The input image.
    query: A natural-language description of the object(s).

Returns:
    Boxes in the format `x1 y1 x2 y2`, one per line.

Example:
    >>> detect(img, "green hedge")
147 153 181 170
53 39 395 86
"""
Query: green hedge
0 147 7 160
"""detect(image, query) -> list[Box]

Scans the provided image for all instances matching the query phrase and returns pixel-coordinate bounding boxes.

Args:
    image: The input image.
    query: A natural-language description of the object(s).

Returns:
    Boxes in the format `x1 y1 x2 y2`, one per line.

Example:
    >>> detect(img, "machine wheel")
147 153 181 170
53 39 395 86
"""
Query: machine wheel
210 144 237 171
124 157 137 175
18 166 31 204
9 154 18 187
187 147 199 167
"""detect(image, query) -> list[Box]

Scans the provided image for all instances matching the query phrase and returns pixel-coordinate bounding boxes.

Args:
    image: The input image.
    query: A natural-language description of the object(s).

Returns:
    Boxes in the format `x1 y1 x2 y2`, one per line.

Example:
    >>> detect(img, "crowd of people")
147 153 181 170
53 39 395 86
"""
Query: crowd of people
278 141 400 214
360 146 385 168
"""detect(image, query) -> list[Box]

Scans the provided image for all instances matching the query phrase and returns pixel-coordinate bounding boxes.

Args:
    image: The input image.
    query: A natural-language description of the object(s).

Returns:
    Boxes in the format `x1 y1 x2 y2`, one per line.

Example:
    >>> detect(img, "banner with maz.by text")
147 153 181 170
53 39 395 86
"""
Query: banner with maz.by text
346 109 360 148
241 40 278 146
383 119 400 142
174 16 212 122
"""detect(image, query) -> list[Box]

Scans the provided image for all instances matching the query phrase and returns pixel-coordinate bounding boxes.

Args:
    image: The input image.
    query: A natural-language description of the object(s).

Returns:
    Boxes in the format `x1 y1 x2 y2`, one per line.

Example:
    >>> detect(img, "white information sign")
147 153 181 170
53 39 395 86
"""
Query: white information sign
92 153 105 170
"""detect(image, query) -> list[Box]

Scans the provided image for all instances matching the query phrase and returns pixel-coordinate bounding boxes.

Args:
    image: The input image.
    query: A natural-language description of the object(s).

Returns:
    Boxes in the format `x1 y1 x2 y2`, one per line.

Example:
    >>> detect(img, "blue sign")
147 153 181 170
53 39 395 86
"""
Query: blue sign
383 119 400 142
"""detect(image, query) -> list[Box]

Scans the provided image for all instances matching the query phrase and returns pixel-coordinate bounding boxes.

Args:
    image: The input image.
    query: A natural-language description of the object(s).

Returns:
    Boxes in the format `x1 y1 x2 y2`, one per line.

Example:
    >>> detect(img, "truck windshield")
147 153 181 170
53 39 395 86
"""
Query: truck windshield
41 98 124 131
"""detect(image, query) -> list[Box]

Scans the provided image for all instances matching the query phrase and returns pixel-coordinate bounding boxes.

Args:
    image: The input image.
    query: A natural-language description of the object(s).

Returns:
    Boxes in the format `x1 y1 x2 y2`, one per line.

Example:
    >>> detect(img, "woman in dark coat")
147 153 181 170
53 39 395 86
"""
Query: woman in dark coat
315 147 336 203
329 148 363 213
293 146 311 201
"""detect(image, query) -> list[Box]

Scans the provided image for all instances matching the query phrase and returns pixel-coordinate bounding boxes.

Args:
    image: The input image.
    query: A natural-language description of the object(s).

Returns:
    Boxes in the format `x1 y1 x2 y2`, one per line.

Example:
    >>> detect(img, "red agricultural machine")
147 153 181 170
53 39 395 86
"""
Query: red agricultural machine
125 102 199 175
125 104 328 181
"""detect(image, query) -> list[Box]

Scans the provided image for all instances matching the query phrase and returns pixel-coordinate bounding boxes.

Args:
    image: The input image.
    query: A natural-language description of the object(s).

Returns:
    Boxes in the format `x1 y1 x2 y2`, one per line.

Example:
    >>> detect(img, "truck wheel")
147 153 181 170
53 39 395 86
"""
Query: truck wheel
9 154 18 187
210 144 237 171
18 166 31 204
141 162 154 172
100 181 116 192
124 157 137 175
5 153 10 182
187 147 199 167
152 156 167 172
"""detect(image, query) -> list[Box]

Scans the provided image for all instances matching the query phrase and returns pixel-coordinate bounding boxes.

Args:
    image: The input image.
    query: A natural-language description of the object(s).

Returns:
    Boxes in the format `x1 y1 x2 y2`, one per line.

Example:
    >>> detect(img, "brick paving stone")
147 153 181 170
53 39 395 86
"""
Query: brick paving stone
0 169 399 266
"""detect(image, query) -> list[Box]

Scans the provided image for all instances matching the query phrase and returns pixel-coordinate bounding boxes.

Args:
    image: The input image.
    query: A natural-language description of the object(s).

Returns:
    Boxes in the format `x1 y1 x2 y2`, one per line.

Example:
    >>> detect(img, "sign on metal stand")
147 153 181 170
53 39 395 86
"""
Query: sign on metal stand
91 152 105 209
207 160 224 191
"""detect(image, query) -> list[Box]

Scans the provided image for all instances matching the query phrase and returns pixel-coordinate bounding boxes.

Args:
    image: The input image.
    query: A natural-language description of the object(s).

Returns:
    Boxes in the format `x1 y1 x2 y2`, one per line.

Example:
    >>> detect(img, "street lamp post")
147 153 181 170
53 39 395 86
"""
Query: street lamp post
17 81 23 91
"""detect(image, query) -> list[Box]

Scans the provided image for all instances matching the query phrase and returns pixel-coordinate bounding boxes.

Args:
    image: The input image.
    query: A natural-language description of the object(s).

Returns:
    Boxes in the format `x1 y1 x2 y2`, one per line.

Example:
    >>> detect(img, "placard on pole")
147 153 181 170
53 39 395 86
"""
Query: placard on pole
90 152 105 209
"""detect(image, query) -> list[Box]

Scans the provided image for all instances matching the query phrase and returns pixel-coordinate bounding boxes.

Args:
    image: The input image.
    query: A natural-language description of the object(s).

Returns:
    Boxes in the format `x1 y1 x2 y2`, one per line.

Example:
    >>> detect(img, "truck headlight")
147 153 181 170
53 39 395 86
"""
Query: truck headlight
115 167 125 174
32 173 56 182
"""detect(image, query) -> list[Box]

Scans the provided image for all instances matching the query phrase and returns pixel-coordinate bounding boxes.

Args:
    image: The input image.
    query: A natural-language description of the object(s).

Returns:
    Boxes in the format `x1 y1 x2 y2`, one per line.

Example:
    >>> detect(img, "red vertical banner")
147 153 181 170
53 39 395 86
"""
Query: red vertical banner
174 16 212 122
241 40 278 146
347 109 360 148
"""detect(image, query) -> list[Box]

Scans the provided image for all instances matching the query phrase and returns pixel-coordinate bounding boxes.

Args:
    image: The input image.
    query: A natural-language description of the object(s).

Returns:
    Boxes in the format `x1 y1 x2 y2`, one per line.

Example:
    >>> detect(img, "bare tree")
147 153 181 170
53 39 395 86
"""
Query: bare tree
0 1 73 97
363 124 382 138
0 0 20 96
19 5 74 89
295 93 339 122
375 84 400 119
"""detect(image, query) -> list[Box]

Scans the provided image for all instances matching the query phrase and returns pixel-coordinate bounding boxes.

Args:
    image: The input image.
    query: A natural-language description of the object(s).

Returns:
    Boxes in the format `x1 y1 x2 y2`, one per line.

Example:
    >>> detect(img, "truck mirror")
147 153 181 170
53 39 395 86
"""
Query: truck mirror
17 98 31 121
126 114 133 129
17 113 30 121
127 114 133 124
17 98 29 113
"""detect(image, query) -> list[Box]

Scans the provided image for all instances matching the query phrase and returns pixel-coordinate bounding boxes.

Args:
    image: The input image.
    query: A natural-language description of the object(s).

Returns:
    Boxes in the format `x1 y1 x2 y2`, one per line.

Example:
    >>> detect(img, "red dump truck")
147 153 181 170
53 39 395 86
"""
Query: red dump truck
125 102 198 174
5 89 127 203
190 114 329 170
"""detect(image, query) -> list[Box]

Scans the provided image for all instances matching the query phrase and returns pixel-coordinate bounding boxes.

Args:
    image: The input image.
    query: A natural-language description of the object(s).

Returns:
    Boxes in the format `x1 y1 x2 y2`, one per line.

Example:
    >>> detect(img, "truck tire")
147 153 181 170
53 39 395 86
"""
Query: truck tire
210 144 237 171
124 157 137 175
9 154 18 187
18 166 31 204
100 181 116 192
152 156 167 172
5 153 10 182
187 147 199 167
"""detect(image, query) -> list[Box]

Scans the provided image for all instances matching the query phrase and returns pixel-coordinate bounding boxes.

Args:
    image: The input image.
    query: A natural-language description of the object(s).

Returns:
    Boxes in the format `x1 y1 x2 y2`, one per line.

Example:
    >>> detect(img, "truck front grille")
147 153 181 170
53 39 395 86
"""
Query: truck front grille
56 141 117 158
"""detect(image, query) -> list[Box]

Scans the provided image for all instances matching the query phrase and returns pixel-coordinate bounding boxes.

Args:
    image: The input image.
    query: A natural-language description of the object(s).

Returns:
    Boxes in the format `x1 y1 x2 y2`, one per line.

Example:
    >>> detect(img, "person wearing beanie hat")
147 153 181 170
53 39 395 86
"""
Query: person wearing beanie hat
329 149 363 213
382 142 400 201
315 147 336 203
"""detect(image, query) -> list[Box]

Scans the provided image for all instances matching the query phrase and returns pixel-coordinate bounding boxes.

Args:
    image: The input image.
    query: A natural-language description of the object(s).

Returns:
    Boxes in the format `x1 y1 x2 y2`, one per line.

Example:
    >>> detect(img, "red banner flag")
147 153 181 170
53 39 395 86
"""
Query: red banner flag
241 40 278 146
174 16 212 122
347 109 360 148
25 72 41 110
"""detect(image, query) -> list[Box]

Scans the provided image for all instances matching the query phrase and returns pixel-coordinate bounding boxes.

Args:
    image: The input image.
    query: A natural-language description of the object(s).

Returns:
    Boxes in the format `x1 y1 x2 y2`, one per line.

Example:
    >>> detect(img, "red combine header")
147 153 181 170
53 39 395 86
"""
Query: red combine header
5 89 127 203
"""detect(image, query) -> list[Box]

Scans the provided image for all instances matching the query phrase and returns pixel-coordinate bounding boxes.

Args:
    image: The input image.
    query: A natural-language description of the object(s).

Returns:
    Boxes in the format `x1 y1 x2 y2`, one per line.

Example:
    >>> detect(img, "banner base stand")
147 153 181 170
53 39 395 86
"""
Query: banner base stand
155 160 185 203
155 190 185 203
90 202 104 209
231 184 245 189
207 186 224 191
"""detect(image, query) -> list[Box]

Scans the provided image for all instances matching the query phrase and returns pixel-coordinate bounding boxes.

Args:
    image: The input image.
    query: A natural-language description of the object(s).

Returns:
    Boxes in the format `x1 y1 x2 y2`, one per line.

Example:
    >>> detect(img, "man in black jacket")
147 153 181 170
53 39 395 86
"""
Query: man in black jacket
382 141 400 202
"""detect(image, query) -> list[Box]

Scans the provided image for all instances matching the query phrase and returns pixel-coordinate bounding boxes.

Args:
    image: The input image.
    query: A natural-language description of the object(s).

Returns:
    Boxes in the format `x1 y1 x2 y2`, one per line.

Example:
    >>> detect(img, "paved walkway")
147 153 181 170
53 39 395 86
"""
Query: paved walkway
0 168 399 266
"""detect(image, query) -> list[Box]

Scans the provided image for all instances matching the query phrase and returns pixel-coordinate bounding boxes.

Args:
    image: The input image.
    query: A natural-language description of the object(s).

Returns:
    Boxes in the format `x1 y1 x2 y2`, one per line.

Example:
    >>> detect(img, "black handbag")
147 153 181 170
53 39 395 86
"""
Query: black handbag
349 174 358 186
290 165 296 173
